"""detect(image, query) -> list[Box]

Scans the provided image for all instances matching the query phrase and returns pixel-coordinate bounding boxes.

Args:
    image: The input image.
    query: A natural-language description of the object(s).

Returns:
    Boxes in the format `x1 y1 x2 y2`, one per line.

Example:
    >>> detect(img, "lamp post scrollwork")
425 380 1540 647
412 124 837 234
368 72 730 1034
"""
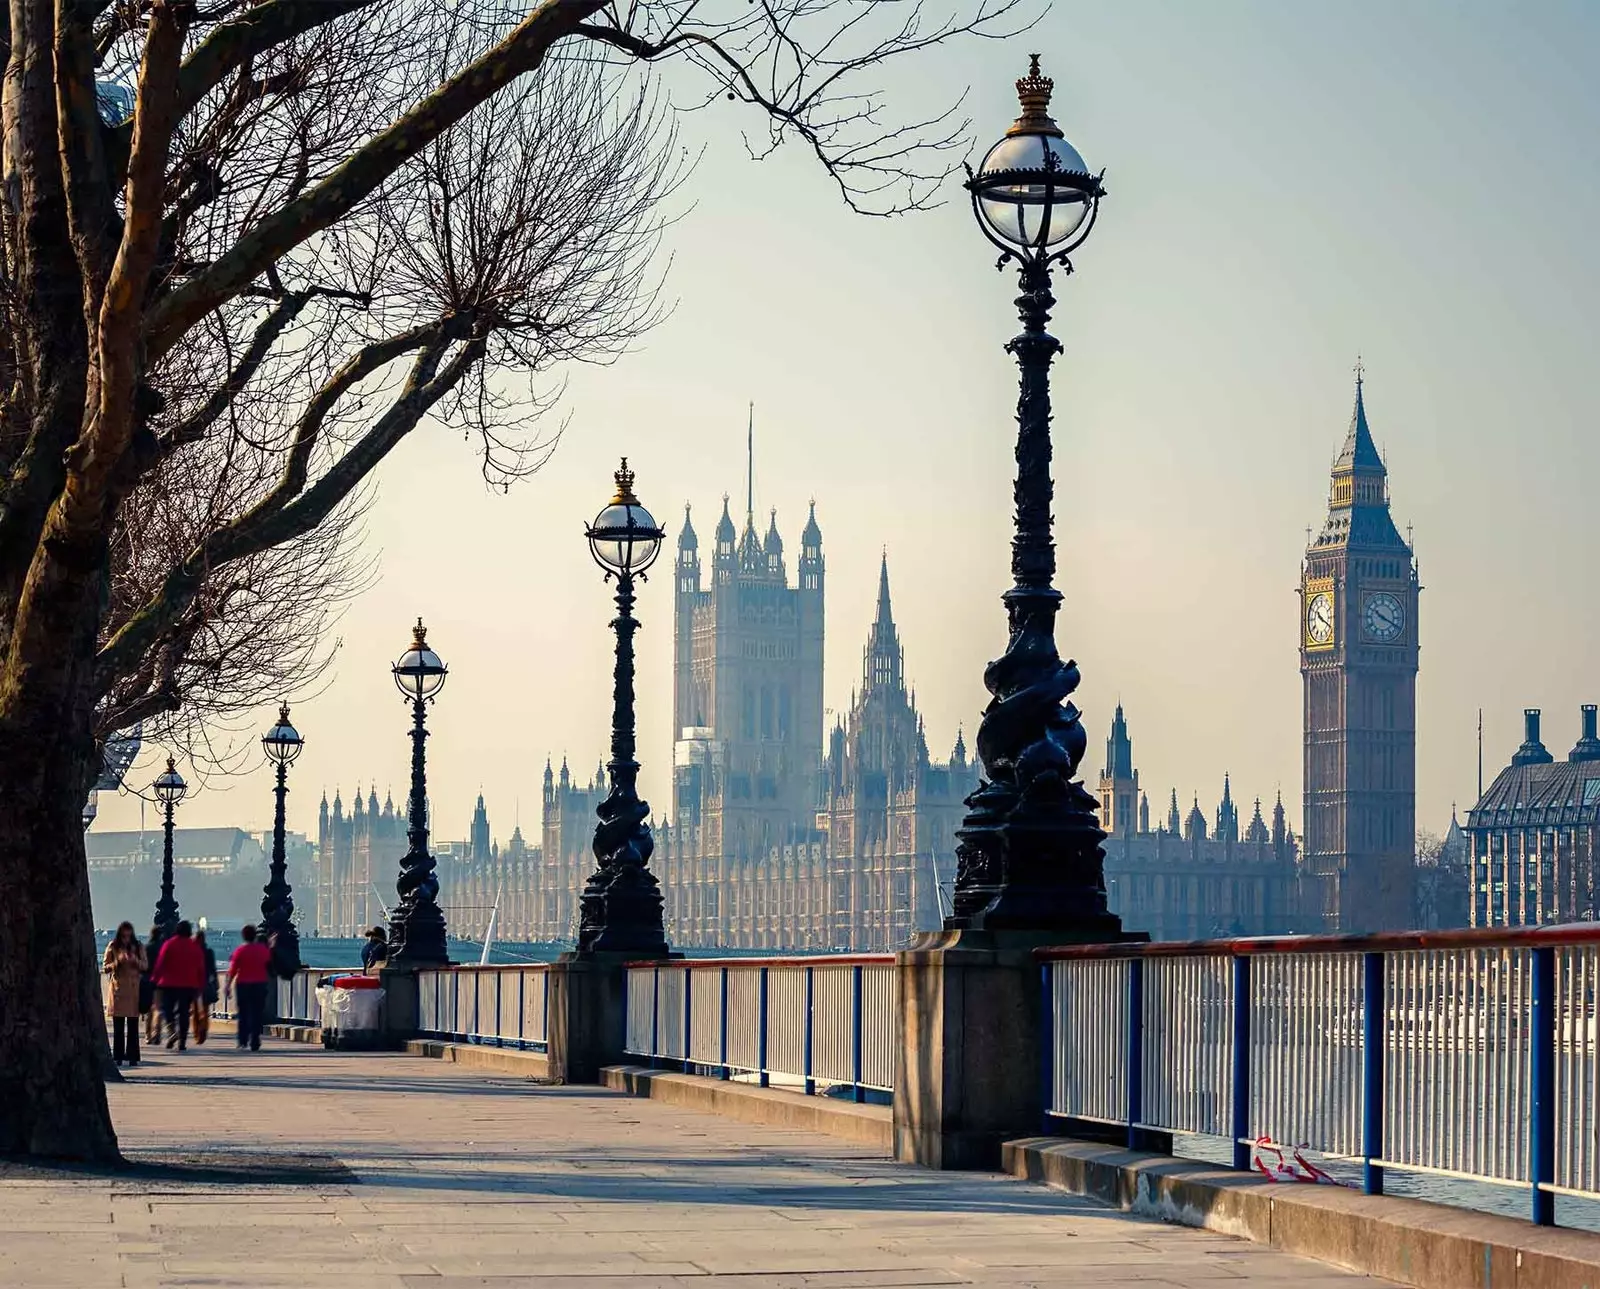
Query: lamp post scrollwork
260 702 305 974
151 756 187 939
947 56 1126 936
577 459 668 957
388 620 451 966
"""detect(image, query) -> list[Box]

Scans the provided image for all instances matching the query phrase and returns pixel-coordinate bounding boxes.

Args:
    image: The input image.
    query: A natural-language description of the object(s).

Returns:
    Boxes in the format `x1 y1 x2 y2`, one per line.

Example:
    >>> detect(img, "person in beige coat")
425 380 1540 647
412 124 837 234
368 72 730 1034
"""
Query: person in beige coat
103 922 147 1066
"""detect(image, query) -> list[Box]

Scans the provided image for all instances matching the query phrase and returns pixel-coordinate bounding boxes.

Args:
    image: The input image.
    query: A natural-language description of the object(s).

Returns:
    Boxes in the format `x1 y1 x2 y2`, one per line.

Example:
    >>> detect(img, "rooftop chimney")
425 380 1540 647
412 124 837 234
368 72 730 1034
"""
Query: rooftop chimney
1512 708 1556 767
1571 704 1600 763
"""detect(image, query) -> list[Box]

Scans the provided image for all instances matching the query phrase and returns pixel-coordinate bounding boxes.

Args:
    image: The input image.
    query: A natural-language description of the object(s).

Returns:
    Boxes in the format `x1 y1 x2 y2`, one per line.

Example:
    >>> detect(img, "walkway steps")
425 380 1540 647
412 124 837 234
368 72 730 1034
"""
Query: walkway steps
1005 1136 1600 1289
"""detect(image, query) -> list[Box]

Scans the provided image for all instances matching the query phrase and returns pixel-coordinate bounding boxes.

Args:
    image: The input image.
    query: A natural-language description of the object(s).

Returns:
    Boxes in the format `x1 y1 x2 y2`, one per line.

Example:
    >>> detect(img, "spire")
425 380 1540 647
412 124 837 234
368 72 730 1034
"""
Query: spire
764 507 782 554
1166 789 1181 835
714 494 735 545
1271 789 1286 847
802 498 822 546
1245 796 1269 844
678 502 697 551
953 727 967 765
1103 703 1134 781
863 552 903 693
1334 361 1385 475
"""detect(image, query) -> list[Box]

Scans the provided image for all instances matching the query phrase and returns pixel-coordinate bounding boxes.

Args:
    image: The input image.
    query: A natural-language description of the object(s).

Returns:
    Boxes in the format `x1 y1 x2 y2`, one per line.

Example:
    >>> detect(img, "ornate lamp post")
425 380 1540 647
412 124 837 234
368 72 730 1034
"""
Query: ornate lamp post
388 620 450 966
151 756 187 938
260 703 305 973
576 459 668 956
946 56 1124 936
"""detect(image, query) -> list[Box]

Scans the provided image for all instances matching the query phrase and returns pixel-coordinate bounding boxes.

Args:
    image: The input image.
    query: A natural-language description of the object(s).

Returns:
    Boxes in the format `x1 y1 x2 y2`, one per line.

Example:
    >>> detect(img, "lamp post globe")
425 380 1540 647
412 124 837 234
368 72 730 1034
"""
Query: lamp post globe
576 459 668 956
388 620 450 966
945 56 1127 938
151 756 186 939
259 702 304 974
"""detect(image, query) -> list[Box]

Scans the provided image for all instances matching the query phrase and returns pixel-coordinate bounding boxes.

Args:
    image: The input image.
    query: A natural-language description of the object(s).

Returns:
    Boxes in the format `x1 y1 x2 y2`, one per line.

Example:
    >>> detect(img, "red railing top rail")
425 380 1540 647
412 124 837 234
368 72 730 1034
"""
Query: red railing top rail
624 954 896 970
1035 923 1600 962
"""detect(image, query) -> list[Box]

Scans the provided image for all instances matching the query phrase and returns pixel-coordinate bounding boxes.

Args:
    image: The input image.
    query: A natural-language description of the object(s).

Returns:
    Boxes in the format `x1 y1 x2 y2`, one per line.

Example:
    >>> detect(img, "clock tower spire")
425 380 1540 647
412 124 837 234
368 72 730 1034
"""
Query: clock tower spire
1300 367 1419 932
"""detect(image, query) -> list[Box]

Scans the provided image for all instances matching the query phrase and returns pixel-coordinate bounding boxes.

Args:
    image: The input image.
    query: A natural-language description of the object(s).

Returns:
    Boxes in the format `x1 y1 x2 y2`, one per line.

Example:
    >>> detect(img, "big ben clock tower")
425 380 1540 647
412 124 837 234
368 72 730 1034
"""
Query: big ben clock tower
1301 369 1419 932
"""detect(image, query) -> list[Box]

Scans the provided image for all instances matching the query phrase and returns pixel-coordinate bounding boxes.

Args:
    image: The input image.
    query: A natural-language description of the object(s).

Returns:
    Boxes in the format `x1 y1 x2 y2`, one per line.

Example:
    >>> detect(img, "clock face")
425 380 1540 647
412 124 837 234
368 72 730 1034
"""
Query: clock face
1306 592 1334 645
1363 591 1405 642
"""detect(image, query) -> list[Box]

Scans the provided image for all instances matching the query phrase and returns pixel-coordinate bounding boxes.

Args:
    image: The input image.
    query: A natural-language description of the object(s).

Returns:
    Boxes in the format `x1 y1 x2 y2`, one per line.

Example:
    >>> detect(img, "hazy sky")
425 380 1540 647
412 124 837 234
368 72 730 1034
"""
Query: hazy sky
100 2 1600 857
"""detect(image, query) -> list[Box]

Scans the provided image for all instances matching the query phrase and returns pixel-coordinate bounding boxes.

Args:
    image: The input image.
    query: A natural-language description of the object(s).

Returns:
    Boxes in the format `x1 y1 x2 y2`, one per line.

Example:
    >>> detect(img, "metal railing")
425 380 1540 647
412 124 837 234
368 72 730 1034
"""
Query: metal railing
1039 926 1600 1226
414 965 550 1050
623 956 895 1100
213 966 346 1024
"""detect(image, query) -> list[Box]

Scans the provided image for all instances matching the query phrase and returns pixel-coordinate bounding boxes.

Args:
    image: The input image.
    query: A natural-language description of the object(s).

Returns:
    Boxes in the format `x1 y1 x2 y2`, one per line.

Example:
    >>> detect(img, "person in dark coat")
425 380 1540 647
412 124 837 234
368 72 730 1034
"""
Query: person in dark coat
361 926 388 973
141 924 165 1045
193 928 219 1044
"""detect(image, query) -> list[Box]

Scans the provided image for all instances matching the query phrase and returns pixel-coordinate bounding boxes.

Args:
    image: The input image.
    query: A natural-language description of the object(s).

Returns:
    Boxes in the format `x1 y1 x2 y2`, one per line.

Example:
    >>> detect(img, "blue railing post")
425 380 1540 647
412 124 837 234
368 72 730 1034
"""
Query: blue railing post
1362 951 1385 1196
804 965 816 1096
1232 954 1252 1171
1126 958 1144 1150
683 969 694 1074
719 966 731 1080
650 965 661 1069
1532 944 1556 1226
1039 962 1055 1133
851 964 865 1103
758 966 770 1088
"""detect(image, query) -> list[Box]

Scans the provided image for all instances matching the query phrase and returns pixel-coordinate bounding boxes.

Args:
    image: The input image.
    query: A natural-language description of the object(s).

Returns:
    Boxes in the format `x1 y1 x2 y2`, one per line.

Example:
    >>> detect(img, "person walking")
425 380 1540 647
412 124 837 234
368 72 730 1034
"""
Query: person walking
193 928 219 1045
361 925 388 974
141 924 165 1046
228 924 274 1051
151 921 206 1051
102 922 146 1066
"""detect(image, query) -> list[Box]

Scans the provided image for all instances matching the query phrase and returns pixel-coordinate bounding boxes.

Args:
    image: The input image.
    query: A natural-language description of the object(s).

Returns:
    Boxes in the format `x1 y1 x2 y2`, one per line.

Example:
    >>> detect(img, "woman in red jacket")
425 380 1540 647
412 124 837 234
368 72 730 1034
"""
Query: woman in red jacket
151 921 206 1051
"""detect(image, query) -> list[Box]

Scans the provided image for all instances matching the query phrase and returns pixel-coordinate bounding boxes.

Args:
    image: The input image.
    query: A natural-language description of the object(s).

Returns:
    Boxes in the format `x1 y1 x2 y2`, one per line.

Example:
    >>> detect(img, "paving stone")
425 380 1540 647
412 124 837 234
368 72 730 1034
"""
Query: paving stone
0 1045 1392 1287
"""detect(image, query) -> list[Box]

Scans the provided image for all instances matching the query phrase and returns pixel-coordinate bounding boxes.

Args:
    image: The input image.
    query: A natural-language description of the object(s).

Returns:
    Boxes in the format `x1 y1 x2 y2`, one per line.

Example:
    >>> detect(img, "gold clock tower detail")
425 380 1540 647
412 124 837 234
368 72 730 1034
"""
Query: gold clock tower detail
1300 370 1419 931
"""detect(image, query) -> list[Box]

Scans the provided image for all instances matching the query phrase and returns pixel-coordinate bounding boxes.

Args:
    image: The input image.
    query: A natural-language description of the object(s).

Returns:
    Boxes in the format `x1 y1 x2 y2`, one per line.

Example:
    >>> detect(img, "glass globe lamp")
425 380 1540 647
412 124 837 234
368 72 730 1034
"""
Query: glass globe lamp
393 619 447 701
152 756 187 806
262 702 304 765
587 458 665 577
968 55 1104 262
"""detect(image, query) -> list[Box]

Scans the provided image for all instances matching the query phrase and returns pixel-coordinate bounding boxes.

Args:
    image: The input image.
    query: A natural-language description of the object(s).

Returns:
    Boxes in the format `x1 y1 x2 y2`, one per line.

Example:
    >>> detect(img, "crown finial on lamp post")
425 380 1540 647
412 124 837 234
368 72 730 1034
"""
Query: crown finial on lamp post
1009 53 1062 138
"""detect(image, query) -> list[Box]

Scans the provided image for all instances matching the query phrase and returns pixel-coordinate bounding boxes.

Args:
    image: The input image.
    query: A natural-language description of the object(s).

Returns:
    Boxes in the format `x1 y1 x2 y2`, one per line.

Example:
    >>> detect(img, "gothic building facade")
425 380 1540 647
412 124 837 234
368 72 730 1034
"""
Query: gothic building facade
1467 705 1600 926
1096 704 1304 940
314 787 406 936
1300 375 1420 932
456 491 974 953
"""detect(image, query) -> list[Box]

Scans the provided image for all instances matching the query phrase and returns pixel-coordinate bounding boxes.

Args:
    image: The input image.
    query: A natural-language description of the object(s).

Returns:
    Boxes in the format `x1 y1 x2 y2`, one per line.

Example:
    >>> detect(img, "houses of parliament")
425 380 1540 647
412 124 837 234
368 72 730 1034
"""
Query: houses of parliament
314 380 1433 948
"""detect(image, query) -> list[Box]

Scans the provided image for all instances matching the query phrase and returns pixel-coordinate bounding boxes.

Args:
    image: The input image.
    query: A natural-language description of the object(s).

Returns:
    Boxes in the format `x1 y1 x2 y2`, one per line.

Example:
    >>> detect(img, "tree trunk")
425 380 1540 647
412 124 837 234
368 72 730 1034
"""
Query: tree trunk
0 726 119 1158
0 553 120 1158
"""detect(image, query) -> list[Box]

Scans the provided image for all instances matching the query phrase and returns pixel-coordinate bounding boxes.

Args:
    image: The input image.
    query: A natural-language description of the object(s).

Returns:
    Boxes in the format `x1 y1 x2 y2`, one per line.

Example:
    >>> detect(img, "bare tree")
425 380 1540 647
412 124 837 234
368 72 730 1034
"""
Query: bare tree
0 0 1026 1160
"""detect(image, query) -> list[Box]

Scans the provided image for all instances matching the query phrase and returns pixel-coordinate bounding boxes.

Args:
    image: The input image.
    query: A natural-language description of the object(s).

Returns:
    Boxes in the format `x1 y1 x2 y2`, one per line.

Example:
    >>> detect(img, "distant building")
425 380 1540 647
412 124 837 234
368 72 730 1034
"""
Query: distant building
314 787 406 936
1300 374 1420 932
86 827 270 929
1467 706 1600 926
1415 809 1470 929
1095 706 1304 940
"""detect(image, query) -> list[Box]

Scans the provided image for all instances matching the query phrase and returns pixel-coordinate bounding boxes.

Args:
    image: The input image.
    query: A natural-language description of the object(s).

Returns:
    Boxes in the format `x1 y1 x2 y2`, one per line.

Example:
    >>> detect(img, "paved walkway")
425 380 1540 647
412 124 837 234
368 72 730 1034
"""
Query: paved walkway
1 1043 1396 1287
